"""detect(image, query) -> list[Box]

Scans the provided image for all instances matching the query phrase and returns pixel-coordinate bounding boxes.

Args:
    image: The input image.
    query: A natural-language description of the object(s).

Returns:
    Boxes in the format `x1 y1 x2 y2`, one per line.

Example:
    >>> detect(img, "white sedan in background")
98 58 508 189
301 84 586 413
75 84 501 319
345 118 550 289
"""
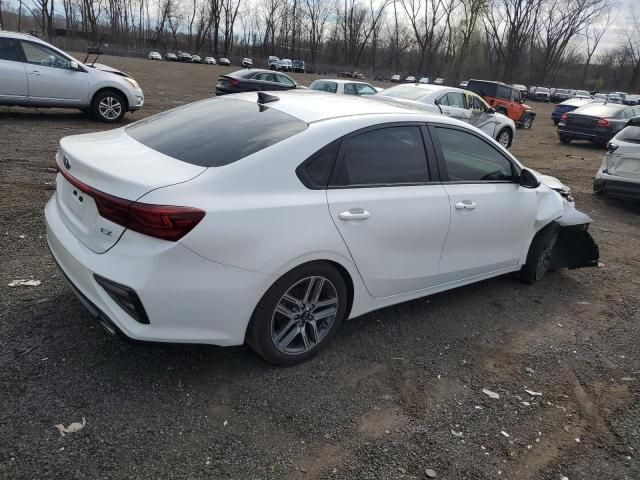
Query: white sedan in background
309 79 378 96
45 91 598 365
148 51 162 60
373 83 517 148
594 118 640 200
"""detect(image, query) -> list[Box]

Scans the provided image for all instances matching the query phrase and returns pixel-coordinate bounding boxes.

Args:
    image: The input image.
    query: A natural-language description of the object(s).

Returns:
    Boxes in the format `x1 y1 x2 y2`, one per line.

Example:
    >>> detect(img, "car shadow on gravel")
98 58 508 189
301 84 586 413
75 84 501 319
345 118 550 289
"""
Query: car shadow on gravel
0 107 137 125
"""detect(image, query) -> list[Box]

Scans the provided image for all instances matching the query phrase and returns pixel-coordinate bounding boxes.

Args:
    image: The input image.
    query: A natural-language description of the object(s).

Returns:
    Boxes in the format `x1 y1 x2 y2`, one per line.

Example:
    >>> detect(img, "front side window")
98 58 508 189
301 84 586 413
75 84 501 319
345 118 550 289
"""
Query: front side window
276 74 295 86
497 85 511 100
355 83 377 95
0 38 20 62
343 83 357 95
435 127 516 182
20 41 71 69
511 89 521 102
337 126 430 186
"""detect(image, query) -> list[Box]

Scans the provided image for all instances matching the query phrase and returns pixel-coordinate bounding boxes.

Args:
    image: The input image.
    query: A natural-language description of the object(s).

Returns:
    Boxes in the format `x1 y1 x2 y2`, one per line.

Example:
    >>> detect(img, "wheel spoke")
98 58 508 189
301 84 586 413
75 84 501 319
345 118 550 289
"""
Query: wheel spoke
302 277 318 305
313 306 337 320
300 327 311 350
276 322 299 349
282 293 302 308
275 303 295 319
307 320 320 344
314 297 337 309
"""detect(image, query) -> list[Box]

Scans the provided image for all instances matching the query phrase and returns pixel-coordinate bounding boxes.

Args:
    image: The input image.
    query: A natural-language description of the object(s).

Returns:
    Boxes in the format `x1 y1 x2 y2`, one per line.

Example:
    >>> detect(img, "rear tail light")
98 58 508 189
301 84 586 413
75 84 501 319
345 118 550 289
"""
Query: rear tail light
597 118 610 127
560 113 568 121
57 160 205 241
228 78 240 86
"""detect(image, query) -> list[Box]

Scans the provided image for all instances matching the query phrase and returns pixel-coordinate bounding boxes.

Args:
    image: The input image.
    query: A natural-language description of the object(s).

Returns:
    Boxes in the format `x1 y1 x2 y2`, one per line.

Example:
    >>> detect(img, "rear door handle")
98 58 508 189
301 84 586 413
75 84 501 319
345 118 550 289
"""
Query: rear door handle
29 70 41 75
455 200 476 211
338 208 371 221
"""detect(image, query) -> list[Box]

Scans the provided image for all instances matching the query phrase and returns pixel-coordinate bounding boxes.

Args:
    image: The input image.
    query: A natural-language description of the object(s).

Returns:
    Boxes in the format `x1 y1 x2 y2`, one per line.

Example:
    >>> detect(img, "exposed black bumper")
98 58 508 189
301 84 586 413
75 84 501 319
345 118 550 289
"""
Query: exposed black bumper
594 177 640 200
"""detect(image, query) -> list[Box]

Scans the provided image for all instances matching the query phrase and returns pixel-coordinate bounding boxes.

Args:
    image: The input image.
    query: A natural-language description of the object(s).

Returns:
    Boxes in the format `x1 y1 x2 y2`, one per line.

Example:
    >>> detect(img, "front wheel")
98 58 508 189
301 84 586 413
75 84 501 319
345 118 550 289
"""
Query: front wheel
247 263 348 366
559 135 572 144
520 223 559 284
521 114 533 129
496 128 512 148
92 90 126 123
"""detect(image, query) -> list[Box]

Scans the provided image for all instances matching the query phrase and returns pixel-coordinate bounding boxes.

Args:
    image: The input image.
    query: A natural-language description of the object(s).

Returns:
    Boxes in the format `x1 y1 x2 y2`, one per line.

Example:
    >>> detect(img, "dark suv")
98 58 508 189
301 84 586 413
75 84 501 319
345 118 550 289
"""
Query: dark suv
466 79 536 129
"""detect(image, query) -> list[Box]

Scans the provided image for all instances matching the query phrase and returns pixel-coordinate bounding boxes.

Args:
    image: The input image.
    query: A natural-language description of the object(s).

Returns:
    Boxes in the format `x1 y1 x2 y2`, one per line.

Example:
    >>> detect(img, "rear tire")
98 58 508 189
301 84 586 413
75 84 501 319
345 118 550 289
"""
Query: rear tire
91 90 126 123
559 135 571 144
247 262 348 366
496 128 512 148
520 223 559 285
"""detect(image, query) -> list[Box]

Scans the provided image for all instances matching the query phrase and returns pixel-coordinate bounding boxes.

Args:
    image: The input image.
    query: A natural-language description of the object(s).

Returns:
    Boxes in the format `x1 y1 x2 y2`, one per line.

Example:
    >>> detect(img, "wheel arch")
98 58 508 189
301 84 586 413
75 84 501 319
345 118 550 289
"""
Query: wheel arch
91 87 129 111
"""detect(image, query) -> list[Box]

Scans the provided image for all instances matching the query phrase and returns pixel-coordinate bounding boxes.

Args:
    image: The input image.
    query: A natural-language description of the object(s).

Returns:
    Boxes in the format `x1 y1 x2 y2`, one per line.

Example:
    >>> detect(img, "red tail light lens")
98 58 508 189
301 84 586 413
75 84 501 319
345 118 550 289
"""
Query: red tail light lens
229 78 240 86
597 118 610 127
560 113 568 121
56 161 205 241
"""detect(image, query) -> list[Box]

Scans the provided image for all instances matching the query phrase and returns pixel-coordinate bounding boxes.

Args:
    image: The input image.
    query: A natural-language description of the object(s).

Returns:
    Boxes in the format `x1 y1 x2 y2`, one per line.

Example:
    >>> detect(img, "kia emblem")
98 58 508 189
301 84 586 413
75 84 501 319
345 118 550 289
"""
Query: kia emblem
63 156 71 169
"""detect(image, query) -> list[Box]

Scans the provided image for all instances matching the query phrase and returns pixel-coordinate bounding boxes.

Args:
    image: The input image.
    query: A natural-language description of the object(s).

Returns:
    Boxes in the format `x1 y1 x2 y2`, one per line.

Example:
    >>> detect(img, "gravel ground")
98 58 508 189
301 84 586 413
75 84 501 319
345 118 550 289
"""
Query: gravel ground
1 56 639 480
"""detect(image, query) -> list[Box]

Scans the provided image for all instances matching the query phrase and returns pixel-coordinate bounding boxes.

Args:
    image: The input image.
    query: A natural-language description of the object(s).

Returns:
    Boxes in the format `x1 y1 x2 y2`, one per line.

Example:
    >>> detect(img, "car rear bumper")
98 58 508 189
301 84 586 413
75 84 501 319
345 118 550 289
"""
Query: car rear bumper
45 196 271 346
557 125 610 144
594 170 640 200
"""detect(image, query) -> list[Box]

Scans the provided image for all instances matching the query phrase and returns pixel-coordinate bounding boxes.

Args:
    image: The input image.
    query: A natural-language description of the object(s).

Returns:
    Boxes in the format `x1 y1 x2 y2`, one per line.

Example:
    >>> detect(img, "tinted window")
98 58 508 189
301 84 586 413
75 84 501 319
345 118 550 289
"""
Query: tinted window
344 83 358 95
435 127 516 182
497 85 511 100
467 81 496 97
616 126 640 143
126 98 308 167
253 72 276 82
339 126 429 185
276 74 295 86
20 41 71 69
297 140 341 188
621 108 634 119
0 38 20 61
310 80 337 93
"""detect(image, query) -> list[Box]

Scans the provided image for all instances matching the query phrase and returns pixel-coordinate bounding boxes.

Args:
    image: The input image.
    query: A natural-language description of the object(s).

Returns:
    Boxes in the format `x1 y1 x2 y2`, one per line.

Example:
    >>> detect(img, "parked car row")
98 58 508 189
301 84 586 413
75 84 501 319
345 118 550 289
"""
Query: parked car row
557 102 640 146
155 51 232 66
268 57 306 73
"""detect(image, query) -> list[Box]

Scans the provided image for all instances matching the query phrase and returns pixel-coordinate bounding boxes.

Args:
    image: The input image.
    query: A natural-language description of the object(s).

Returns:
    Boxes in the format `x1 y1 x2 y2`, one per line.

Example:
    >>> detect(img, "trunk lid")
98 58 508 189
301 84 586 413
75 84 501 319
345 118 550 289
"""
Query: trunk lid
607 147 640 179
55 128 206 253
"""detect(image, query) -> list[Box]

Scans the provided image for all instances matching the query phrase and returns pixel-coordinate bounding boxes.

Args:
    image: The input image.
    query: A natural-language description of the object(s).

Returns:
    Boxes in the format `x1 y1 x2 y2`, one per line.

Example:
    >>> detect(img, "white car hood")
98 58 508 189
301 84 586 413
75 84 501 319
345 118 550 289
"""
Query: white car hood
88 63 131 78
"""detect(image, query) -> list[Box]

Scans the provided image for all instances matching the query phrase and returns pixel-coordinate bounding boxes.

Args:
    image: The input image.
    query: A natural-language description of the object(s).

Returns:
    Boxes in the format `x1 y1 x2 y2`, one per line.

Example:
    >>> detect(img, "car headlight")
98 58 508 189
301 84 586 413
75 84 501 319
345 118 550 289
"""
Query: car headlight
123 77 139 90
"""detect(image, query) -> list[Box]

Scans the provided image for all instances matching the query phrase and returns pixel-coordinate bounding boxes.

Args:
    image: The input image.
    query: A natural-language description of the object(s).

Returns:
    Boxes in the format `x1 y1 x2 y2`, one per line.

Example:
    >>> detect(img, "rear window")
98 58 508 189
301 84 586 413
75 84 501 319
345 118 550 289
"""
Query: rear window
467 81 496 97
126 98 308 167
310 80 338 93
573 104 625 118
379 85 431 101
616 126 640 143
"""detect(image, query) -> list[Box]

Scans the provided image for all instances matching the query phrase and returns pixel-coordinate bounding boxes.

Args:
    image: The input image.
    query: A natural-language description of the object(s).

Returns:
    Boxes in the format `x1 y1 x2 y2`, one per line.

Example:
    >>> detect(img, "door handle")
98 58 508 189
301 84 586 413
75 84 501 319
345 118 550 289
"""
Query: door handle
29 70 41 75
338 208 371 221
455 200 477 211
442 109 451 114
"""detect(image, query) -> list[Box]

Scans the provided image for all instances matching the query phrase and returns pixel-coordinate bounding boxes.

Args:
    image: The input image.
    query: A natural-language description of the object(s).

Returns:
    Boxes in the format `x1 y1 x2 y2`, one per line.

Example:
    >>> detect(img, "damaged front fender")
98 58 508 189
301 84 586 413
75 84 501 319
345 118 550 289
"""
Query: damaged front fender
550 202 600 271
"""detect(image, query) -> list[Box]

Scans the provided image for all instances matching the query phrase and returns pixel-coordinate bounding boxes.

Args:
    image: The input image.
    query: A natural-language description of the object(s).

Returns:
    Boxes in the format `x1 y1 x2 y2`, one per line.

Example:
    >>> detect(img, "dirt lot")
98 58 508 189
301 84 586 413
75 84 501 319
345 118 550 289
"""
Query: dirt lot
1 55 639 480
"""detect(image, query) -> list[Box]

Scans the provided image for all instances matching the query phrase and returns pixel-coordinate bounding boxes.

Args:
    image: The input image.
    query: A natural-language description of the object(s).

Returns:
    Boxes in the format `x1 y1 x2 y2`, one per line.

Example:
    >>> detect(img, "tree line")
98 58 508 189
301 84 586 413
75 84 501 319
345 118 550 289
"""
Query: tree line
1 0 639 90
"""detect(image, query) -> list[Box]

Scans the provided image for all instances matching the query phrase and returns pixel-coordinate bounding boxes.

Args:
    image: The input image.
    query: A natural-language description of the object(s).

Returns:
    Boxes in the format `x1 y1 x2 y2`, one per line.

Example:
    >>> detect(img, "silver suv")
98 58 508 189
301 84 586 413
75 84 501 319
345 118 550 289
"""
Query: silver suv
0 32 144 122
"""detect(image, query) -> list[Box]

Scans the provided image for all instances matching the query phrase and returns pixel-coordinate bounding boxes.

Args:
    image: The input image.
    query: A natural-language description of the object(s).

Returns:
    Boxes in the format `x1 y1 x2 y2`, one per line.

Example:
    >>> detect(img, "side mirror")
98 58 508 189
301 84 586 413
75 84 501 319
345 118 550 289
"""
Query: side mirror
70 61 79 70
520 168 541 189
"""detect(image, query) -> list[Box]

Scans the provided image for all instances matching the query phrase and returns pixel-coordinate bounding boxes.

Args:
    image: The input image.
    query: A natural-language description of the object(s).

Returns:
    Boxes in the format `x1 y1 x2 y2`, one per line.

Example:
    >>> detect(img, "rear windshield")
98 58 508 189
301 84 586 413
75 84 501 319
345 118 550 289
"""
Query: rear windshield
379 85 431 101
310 80 338 93
126 98 308 167
616 126 640 143
573 104 625 117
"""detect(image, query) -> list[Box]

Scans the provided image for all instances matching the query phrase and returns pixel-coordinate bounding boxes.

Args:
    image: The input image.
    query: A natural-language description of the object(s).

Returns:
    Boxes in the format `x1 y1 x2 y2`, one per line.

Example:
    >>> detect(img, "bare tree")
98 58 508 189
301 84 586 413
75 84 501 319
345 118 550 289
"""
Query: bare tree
581 8 613 87
626 6 640 91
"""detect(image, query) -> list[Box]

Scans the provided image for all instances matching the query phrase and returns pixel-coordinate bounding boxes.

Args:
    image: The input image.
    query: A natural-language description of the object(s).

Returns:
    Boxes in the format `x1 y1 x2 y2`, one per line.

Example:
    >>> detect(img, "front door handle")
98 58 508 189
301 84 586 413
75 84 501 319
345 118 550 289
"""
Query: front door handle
455 200 477 211
338 208 371 221
29 70 41 75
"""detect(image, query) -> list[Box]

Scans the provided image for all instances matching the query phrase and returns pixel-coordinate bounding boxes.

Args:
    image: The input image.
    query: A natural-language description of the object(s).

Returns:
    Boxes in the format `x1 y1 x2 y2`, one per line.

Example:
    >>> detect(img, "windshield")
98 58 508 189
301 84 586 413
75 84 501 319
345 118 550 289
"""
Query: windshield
126 98 308 167
575 90 590 96
616 126 640 143
378 85 431 101
536 87 549 93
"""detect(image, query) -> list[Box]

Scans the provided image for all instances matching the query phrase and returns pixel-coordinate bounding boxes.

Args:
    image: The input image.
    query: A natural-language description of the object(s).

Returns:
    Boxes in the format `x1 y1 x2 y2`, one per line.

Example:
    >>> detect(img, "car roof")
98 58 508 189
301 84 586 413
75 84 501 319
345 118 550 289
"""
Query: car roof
385 83 452 94
311 79 372 85
0 31 48 44
468 79 511 88
227 90 443 124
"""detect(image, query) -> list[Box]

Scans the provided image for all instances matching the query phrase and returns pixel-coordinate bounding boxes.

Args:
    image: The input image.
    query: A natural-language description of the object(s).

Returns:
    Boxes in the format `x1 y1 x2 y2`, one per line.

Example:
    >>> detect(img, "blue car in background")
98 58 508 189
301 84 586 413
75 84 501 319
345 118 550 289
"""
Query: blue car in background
551 98 597 125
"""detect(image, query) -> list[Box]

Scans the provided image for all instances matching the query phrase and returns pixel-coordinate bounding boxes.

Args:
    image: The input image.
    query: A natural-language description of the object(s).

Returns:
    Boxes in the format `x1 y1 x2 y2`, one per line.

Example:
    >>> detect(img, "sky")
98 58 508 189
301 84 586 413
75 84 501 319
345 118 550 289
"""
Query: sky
600 0 637 50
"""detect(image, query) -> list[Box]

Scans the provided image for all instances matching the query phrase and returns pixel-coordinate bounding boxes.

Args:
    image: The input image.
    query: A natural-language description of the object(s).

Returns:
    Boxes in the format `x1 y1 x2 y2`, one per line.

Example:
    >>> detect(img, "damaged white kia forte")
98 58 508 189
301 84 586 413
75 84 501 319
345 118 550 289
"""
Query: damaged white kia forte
45 91 599 365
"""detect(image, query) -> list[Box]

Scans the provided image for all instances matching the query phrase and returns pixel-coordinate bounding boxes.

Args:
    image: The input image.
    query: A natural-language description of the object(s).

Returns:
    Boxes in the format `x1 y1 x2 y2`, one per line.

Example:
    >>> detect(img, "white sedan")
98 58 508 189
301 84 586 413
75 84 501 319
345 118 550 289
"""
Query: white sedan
373 83 517 148
594 118 640 200
45 91 599 365
148 51 162 60
309 79 378 96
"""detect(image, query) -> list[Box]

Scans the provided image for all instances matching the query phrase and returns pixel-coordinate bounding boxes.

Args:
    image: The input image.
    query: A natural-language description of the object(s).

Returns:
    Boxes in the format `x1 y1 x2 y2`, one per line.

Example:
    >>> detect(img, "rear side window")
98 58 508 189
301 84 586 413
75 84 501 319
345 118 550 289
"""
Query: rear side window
434 127 516 182
344 83 358 95
126 98 308 167
468 82 495 97
336 126 430 186
497 85 511 100
0 38 20 62
296 140 341 188
616 126 640 143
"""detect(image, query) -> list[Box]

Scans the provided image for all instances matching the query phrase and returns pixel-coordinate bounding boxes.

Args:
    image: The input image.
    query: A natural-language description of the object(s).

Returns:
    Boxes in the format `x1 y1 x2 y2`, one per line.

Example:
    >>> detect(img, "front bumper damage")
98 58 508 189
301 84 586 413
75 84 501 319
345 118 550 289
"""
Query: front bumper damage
550 202 599 270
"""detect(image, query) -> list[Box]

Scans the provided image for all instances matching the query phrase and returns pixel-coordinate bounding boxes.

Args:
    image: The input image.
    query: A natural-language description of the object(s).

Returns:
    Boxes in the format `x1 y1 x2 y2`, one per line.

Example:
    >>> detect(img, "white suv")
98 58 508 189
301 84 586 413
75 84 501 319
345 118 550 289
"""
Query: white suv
0 31 144 122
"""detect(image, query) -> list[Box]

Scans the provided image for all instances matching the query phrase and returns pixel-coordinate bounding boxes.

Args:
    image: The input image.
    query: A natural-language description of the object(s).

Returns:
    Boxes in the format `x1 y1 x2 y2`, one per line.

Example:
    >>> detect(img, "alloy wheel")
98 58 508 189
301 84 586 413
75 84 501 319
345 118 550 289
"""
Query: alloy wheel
498 131 510 147
271 276 338 355
98 96 123 120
